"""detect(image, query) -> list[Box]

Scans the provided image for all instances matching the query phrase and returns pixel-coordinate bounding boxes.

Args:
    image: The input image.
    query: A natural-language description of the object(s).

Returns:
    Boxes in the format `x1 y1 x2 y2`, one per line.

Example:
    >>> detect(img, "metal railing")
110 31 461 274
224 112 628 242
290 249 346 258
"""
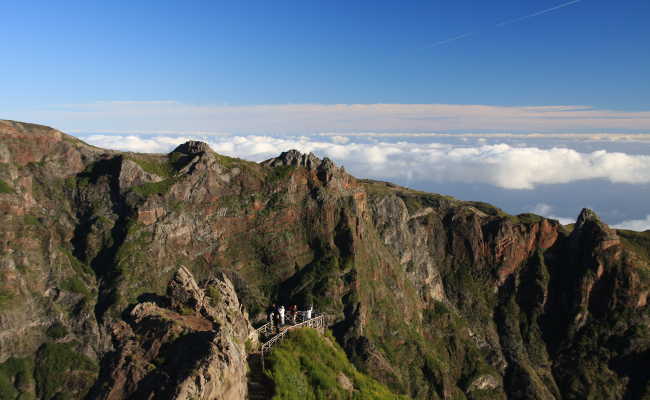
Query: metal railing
255 310 314 336
255 321 274 337
259 314 326 368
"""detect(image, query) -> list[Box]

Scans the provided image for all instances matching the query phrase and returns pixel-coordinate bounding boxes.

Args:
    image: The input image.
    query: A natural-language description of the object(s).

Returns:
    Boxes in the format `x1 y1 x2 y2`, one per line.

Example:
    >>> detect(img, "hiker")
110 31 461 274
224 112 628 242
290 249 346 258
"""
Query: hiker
290 304 298 324
305 304 313 320
267 304 276 325
279 305 285 325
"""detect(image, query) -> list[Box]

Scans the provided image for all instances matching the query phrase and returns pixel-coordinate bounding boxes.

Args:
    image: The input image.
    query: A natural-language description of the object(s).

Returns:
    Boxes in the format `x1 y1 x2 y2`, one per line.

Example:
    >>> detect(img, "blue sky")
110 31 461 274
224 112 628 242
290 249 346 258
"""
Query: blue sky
2 0 649 110
2 1 650 230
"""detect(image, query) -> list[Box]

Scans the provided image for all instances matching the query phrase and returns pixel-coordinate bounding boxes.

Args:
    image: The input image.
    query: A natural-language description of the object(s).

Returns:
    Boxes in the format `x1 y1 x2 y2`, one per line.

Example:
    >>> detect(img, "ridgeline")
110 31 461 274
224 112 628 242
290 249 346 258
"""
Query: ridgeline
0 120 649 399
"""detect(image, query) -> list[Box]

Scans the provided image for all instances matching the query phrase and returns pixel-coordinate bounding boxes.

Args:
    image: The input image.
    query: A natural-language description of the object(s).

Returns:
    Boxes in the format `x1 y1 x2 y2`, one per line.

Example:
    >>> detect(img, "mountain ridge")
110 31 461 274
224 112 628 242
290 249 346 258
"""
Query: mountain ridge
1 120 649 399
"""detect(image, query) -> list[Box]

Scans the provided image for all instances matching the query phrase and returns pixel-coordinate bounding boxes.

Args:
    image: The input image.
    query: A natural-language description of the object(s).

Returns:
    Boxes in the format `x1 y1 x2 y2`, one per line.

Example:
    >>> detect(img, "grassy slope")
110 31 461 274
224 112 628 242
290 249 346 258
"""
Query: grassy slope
618 229 650 281
266 328 410 400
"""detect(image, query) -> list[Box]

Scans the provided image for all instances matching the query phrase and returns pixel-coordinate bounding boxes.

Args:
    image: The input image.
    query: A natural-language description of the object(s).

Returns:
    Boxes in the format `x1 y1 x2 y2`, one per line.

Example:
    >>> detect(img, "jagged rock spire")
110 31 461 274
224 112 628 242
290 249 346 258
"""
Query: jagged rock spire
167 266 205 313
172 140 212 155
575 208 601 229
262 149 322 169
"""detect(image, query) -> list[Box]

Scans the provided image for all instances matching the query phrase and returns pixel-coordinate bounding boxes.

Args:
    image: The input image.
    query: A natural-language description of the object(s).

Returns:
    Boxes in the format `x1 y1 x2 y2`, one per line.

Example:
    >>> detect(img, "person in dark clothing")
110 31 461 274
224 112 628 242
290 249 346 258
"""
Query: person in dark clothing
290 304 298 324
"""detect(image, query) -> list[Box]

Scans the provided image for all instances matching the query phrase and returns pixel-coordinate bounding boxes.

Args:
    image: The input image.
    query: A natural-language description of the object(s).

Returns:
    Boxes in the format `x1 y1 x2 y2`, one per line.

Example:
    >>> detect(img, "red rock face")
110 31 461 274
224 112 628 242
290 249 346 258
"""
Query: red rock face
494 219 561 284
0 120 61 165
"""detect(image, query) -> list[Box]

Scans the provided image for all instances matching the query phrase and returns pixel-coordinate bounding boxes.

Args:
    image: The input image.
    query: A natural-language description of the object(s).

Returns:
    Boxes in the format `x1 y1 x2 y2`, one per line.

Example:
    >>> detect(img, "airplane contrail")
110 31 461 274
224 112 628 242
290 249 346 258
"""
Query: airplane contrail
427 32 473 48
427 0 581 50
496 0 581 27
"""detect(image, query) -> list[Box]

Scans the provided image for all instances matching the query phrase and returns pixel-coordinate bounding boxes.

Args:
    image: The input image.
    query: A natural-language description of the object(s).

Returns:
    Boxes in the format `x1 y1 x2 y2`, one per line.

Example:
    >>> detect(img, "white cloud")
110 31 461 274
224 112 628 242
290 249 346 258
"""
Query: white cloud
530 203 574 225
532 203 553 216
322 132 650 143
13 101 650 135
612 215 650 232
83 135 192 153
329 135 350 144
78 134 650 190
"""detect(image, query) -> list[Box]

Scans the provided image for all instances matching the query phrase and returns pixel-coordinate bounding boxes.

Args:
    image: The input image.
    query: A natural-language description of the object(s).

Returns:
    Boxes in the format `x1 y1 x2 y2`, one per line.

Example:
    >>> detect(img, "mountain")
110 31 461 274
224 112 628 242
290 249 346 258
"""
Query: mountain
0 120 649 399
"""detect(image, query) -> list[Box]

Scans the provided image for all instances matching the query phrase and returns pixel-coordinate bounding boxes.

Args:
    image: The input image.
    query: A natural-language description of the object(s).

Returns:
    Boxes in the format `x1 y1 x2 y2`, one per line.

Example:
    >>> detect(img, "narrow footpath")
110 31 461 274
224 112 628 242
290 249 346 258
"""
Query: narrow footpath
247 352 274 400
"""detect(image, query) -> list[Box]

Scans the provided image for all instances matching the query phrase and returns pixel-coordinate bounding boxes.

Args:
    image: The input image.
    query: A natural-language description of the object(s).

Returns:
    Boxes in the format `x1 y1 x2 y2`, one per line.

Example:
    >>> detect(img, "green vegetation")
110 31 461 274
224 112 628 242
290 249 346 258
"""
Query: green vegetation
0 288 13 308
61 277 90 297
280 255 342 312
60 247 95 277
618 229 650 262
266 328 409 400
206 285 222 307
511 213 544 225
132 178 177 197
267 165 295 182
362 179 454 200
62 134 84 145
0 179 14 194
259 192 289 216
22 215 40 226
0 356 35 400
397 193 455 214
360 180 459 216
35 342 98 400
106 224 168 313
465 201 508 217
75 159 115 187
46 323 68 340
127 155 175 178
360 179 407 196
245 337 256 353
179 305 195 315
215 153 241 168
618 229 650 281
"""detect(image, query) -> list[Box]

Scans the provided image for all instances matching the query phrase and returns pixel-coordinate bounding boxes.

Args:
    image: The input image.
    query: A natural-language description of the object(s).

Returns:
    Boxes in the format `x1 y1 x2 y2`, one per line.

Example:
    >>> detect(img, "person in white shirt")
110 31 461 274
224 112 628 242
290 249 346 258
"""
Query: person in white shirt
306 304 313 320
279 305 285 325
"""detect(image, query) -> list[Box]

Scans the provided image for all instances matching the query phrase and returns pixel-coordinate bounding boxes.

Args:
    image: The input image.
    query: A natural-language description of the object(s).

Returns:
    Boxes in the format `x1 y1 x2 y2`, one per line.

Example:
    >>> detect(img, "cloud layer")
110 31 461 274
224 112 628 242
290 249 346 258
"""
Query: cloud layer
16 101 650 135
82 134 650 190
530 203 574 225
613 215 650 232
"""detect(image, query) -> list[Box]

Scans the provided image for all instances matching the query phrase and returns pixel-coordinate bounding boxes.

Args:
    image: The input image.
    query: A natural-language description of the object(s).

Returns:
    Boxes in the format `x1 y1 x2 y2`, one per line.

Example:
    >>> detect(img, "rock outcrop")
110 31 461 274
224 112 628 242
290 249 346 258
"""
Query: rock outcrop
1 120 649 400
91 267 255 400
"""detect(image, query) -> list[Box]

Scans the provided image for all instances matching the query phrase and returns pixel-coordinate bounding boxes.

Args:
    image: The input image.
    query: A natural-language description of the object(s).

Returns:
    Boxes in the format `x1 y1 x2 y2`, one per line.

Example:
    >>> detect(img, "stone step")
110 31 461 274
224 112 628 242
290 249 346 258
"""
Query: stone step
247 353 273 400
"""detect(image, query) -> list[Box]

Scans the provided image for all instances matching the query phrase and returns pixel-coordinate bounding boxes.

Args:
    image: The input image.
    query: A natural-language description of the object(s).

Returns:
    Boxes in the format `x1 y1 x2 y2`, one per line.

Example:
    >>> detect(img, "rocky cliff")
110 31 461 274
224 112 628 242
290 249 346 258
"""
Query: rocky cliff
90 266 254 400
0 120 648 399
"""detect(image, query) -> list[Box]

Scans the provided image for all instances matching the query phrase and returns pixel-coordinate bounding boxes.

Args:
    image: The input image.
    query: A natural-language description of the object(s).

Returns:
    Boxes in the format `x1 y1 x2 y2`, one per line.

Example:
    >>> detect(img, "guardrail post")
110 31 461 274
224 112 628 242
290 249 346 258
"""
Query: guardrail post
257 314 329 362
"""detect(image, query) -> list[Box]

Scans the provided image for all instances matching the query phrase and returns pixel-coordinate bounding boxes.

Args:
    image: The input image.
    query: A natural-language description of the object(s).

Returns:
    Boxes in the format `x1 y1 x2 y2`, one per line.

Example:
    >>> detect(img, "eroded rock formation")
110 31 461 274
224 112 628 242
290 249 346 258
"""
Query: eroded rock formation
91 267 255 400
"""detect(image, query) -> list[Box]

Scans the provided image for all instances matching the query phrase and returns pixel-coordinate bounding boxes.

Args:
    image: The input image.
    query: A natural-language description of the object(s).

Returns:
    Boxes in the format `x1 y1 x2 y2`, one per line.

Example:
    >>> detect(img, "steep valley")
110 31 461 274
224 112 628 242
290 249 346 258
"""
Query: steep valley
0 120 649 399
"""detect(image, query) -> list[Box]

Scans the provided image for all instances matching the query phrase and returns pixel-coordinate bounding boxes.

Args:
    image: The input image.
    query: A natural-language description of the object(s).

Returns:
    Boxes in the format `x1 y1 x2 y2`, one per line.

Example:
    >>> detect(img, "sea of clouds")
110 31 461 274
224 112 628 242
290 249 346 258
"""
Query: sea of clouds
79 133 650 231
